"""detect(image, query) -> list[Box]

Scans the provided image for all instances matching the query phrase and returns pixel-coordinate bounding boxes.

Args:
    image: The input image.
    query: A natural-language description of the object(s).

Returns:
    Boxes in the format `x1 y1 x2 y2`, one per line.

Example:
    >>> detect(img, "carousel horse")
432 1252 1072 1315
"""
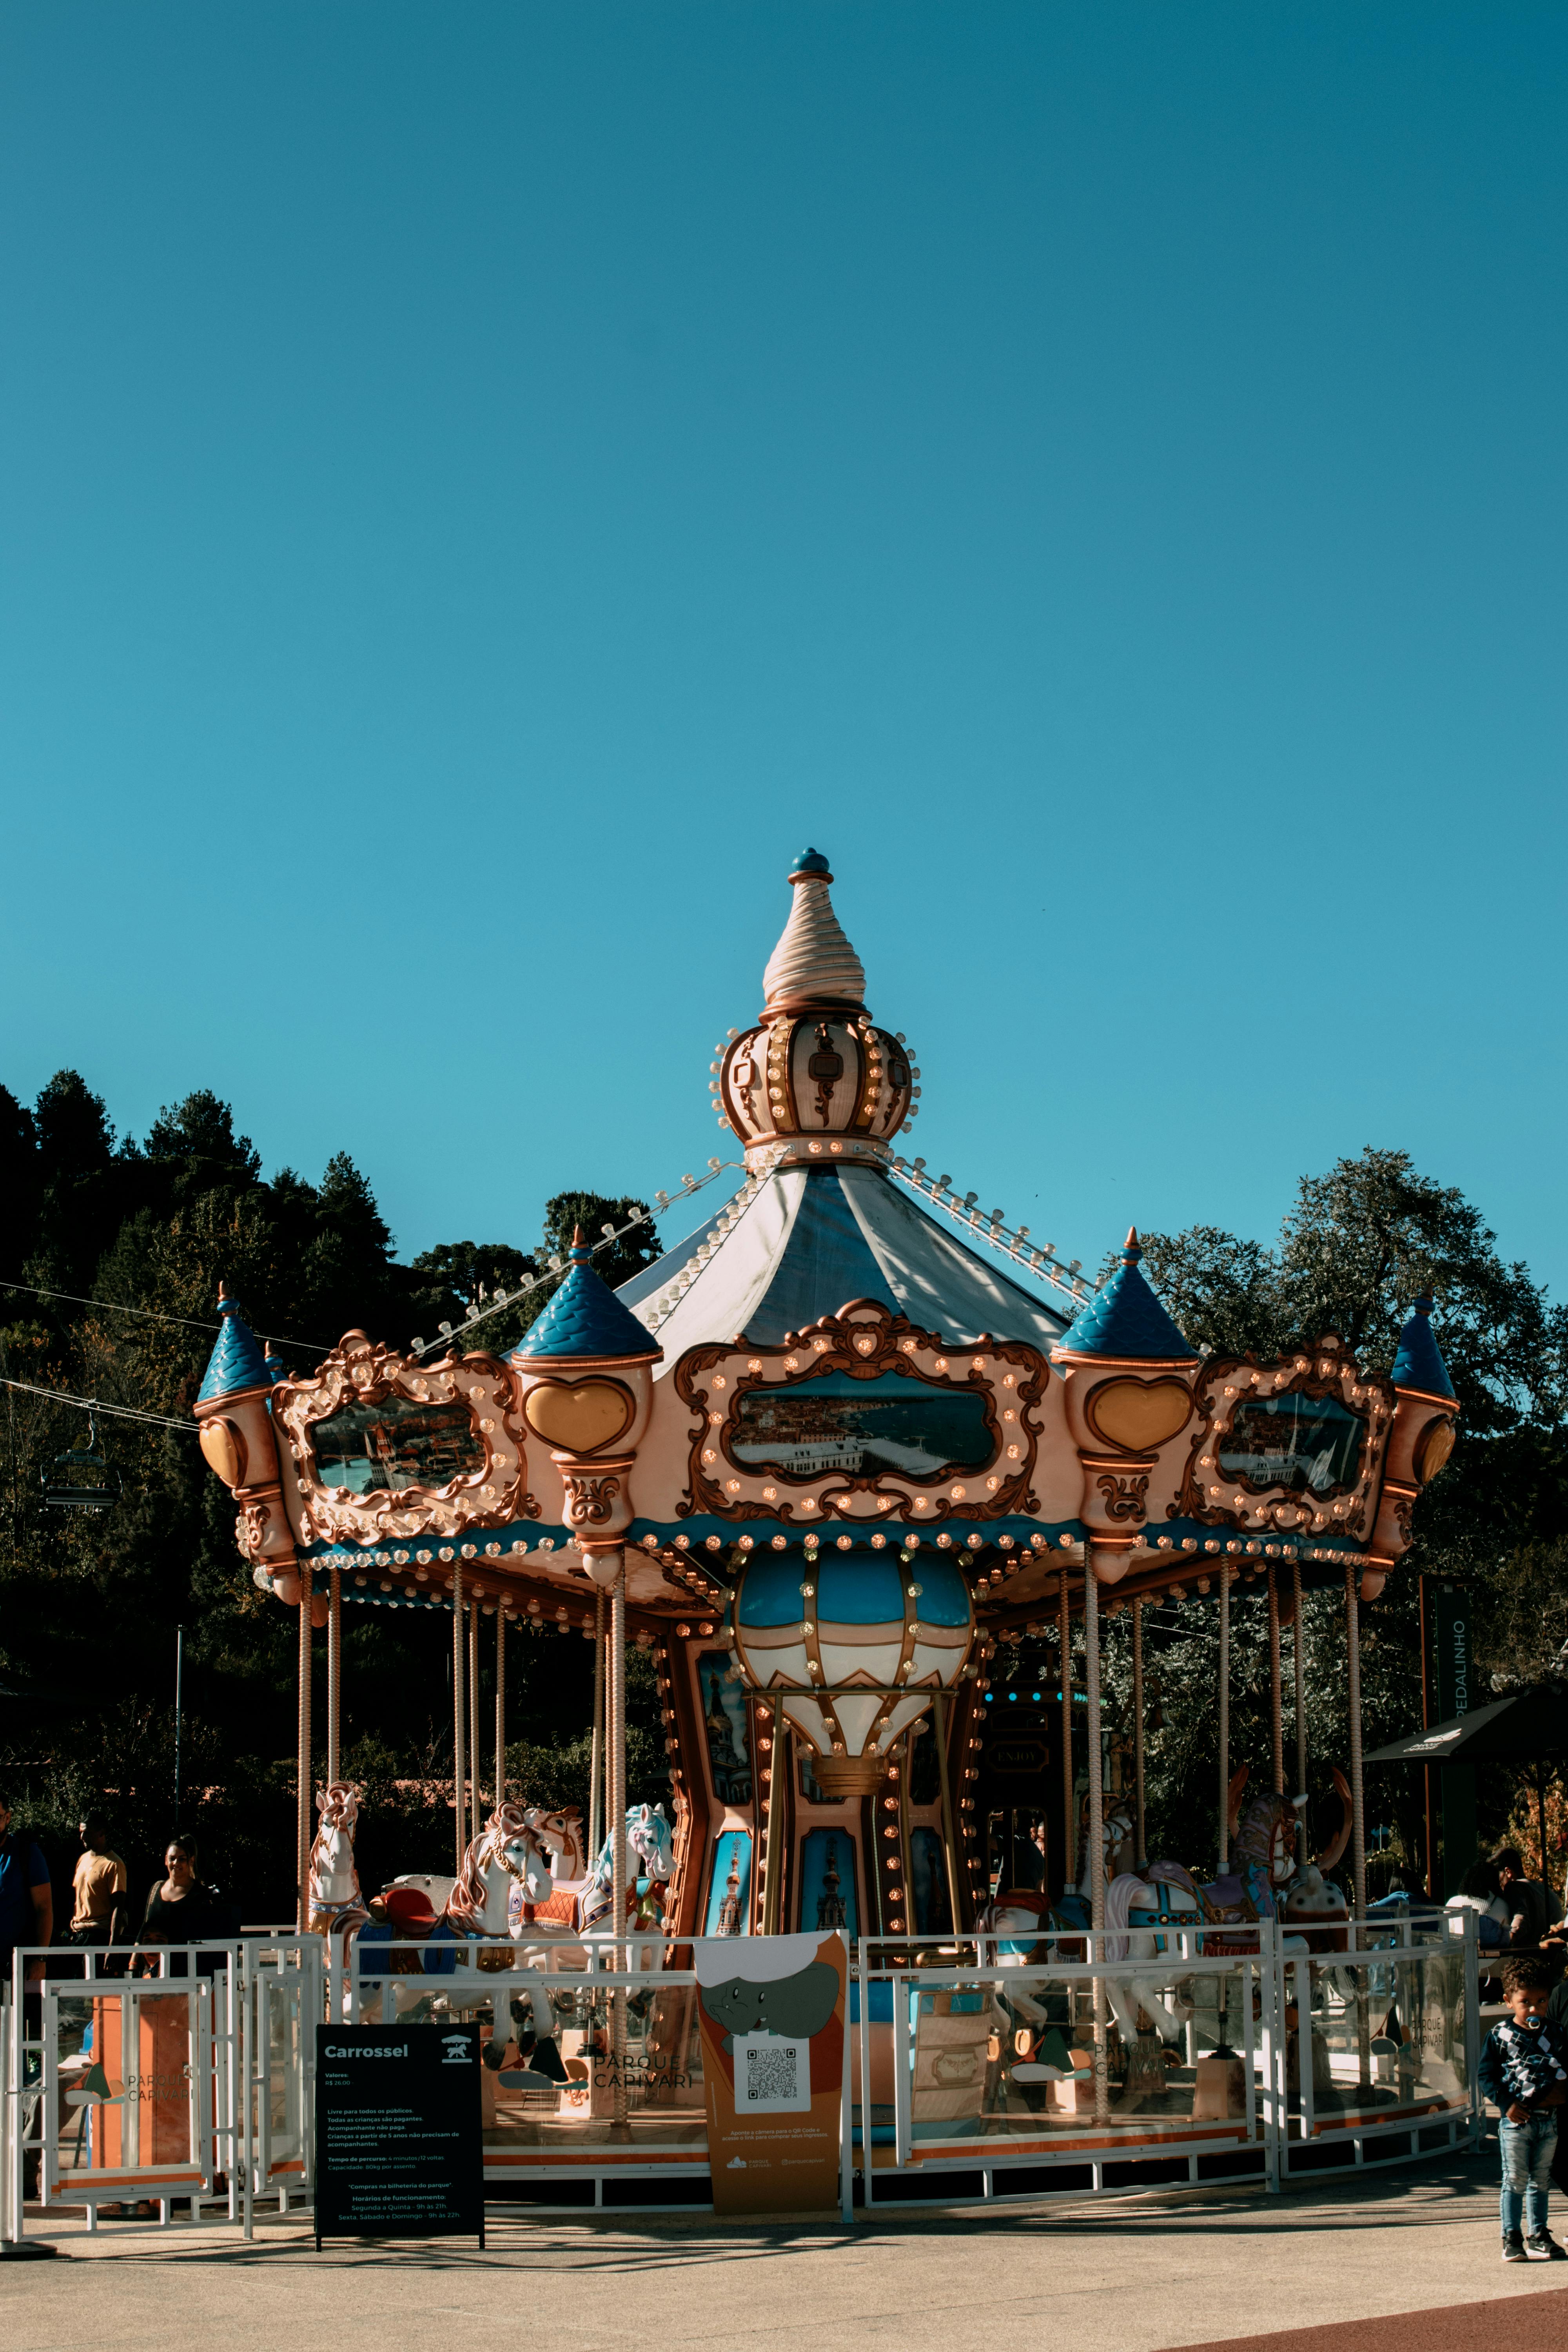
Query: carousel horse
526 1804 589 1881
443 1803 555 1962
521 1804 675 1970
307 1781 370 1953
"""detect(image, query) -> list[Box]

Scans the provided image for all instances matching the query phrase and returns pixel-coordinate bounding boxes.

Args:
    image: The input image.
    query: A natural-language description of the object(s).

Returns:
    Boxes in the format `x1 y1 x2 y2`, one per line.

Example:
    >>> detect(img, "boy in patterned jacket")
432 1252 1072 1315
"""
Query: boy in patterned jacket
1478 1956 1568 2261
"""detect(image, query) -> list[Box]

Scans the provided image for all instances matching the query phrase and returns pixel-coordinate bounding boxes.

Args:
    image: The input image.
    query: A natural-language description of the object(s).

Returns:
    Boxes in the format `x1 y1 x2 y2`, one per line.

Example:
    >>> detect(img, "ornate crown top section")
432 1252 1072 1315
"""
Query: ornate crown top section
197 1285 271 1405
762 849 867 1013
1054 1229 1197 1364
1391 1294 1455 1400
515 1232 663 1365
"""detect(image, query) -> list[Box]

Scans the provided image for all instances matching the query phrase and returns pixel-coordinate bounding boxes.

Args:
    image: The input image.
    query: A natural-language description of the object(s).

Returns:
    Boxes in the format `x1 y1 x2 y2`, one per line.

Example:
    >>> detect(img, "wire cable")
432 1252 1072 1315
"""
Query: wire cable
0 1279 326 1352
0 1377 197 1433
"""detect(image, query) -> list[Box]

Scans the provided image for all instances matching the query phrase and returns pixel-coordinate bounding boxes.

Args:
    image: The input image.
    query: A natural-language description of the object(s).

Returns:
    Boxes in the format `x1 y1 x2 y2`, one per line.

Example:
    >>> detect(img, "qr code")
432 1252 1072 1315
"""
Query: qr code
744 2043 799 2105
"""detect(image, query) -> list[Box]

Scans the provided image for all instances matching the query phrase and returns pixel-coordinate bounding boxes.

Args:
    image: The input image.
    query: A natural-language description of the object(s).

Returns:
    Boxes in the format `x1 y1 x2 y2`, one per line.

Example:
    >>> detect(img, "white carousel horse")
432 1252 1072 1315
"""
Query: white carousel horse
521 1803 675 1971
443 1803 555 1947
308 1782 370 1953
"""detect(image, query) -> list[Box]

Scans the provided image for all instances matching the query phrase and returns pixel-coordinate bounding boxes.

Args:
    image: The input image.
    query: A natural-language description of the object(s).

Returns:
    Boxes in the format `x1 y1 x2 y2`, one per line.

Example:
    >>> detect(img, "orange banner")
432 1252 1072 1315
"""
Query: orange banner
693 1931 845 2215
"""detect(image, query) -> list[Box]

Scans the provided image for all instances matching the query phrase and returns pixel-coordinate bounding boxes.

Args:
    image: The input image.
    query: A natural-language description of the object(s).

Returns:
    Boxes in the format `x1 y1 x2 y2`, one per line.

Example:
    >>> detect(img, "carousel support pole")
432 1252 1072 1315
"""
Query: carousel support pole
1084 1546 1109 2126
764 1719 789 1934
933 1689 964 1935
589 1589 606 1866
1059 1563 1075 1895
327 1565 342 1789
494 1608 506 1810
1267 1568 1284 1797
1132 1596 1146 1866
452 1562 466 1879
609 1557 629 2132
1345 1560 1371 2093
296 1563 314 1934
469 1602 482 1840
1217 1564 1232 1871
1292 1562 1308 1864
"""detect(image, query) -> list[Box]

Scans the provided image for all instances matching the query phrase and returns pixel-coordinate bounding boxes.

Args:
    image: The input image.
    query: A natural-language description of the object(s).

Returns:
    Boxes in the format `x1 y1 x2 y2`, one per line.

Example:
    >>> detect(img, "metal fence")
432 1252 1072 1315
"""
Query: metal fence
2 1912 1479 2243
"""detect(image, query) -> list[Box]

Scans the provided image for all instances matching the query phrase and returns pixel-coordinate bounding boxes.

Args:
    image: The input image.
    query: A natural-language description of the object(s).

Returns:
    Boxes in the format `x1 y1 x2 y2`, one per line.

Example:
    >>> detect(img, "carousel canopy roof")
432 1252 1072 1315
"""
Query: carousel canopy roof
619 1161 1068 1360
1391 1295 1455 1399
519 1235 663 1362
196 1289 270 1403
1055 1230 1194 1361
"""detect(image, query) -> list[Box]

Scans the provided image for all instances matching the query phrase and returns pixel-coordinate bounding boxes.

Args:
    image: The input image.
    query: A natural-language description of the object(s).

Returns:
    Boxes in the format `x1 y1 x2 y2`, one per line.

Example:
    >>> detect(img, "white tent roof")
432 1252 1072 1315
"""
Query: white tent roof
618 1164 1068 1368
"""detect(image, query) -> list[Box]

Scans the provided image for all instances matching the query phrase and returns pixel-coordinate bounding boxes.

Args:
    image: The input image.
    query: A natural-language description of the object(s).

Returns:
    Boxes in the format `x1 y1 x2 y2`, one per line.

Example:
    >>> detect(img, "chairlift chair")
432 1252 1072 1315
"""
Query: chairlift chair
42 1416 123 1512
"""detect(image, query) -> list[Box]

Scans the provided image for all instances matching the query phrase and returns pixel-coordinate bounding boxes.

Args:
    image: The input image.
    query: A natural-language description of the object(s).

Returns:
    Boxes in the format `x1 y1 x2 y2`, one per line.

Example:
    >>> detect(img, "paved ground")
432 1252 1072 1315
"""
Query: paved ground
4 2150 1566 2352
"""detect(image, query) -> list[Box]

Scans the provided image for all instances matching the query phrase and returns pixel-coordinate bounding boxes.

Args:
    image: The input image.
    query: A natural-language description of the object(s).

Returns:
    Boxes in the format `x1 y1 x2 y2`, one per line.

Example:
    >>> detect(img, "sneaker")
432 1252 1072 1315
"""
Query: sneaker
1526 2232 1568 2261
1503 2231 1528 2262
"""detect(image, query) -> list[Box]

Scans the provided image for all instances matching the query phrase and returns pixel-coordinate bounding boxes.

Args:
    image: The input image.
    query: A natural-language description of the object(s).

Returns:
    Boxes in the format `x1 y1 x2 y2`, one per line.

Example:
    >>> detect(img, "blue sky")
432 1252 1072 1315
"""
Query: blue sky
2 5 1563 1298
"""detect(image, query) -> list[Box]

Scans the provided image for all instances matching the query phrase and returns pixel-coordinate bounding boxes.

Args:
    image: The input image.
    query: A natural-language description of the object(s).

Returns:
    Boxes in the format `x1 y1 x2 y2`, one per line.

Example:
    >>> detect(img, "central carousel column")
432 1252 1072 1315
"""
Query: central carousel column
1051 1229 1201 2132
508 1232 663 2140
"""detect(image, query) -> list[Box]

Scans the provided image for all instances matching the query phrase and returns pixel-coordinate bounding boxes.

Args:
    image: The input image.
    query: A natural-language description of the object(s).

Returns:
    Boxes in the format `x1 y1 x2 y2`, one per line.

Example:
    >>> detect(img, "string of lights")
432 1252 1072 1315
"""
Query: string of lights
886 1157 1092 1310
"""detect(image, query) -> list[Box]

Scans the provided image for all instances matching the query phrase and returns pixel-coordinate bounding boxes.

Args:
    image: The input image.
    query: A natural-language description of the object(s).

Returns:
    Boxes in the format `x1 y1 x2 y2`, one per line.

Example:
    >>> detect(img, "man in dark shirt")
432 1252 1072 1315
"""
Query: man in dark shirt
0 1791 52 1983
1494 1847 1553 1948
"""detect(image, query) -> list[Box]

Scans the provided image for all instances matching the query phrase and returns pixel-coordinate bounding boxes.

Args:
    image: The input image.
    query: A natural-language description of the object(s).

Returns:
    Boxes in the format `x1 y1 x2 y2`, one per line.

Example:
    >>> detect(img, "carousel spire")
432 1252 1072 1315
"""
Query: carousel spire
1054 1228 1196 1362
761 848 867 1013
1391 1293 1455 1400
196 1282 270 1403
517 1233 662 1363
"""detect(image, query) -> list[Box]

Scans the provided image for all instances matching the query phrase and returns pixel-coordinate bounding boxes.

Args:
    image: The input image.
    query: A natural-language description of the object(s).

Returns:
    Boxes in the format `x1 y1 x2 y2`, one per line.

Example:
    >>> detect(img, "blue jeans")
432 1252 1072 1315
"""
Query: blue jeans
1500 2111 1558 2237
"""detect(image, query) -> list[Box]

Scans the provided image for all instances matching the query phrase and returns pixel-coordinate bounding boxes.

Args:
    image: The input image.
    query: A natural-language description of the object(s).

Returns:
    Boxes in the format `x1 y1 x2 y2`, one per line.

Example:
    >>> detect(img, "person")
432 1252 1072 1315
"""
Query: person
1493 1848 1553 1950
68 1814 129 1949
134 1836 232 1975
0 1790 52 1984
1446 1860 1510 1953
1478 1955 1568 2261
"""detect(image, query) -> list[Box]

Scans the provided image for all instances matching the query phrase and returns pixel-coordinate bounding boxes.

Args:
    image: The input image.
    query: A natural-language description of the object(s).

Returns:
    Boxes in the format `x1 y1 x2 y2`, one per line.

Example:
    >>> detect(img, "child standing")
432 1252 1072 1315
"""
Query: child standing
1478 1956 1568 2261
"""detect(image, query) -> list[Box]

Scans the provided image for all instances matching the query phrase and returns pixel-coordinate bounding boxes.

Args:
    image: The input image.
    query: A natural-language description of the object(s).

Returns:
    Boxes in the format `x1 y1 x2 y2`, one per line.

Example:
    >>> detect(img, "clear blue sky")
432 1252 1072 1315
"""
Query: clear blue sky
2 5 1563 1299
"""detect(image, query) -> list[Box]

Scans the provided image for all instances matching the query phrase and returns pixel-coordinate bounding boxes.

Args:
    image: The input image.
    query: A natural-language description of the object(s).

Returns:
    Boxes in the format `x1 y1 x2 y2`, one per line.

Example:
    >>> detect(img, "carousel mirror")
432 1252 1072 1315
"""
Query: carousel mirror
307 1392 486 1494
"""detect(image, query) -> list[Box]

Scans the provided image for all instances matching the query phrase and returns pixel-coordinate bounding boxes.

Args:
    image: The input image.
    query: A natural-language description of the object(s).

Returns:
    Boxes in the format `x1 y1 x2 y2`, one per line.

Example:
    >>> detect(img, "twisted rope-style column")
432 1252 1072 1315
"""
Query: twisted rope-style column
327 1563 342 1789
589 1588 605 1866
1217 1562 1232 1871
1268 1567 1284 1796
452 1561 466 1880
494 1607 506 1809
1293 1562 1308 1864
1059 1562 1075 1894
296 1563 314 1933
610 1559 628 2131
1084 1547 1109 2126
1132 1595 1146 1865
1345 1560 1370 2091
469 1601 482 1843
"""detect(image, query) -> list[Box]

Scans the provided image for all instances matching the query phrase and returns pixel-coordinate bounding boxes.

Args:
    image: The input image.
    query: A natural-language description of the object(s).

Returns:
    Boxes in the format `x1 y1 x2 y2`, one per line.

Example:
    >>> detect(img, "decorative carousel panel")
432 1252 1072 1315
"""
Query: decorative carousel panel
1169 1336 1394 1541
673 1298 1049 1527
270 1334 536 1550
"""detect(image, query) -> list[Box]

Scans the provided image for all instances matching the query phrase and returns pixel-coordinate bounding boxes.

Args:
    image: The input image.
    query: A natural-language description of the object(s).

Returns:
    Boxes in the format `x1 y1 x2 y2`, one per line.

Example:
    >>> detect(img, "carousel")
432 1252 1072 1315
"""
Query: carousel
189 849 1466 2184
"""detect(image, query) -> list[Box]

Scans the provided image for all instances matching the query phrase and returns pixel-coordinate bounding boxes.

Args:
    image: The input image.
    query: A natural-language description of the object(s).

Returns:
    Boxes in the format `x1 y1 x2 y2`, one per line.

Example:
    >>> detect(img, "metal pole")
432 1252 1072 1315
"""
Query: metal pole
933 1689 964 1934
1344 1561 1370 2094
452 1563 466 1878
1292 1562 1308 1865
765 1722 789 1934
610 1559 628 2131
469 1603 482 1842
589 1589 606 1866
1085 1548 1109 2125
494 1608 506 1810
1132 1597 1146 1866
1217 1563 1232 1871
296 1569 313 1934
1059 1563 1075 1895
174 1625 184 1833
1267 1568 1283 1796
327 1567 342 1788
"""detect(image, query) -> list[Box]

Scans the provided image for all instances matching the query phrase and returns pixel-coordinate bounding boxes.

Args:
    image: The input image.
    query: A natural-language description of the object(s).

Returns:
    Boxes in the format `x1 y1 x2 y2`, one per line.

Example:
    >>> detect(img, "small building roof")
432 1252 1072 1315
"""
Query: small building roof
1391 1295 1455 1400
196 1288 271 1403
1055 1230 1195 1361
516 1236 663 1363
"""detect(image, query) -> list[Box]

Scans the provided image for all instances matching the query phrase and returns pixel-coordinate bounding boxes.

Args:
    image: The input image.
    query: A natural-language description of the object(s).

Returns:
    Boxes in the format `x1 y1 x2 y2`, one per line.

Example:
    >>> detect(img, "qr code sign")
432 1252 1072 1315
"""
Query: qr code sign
735 2033 811 2113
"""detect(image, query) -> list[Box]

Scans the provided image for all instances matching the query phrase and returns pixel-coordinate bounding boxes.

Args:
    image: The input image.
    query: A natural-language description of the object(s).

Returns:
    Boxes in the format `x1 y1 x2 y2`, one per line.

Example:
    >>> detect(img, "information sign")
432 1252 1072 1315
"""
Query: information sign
693 1930 846 2215
314 2024 483 2247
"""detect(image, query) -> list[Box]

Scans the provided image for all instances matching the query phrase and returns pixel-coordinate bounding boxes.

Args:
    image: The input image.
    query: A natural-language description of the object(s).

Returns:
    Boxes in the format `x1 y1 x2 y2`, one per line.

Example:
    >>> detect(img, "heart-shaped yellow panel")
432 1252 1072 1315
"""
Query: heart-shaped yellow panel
1084 1376 1193 1454
524 1377 634 1455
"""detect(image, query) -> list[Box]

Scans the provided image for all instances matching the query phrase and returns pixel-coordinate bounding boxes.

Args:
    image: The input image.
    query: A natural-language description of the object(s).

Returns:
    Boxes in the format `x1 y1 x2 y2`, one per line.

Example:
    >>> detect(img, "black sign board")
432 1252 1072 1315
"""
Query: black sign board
314 2024 483 2248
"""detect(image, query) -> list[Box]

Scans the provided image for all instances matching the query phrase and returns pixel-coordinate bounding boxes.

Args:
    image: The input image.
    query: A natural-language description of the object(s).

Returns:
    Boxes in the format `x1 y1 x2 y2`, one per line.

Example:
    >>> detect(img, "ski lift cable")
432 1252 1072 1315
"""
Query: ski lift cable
0 1279 327 1353
1 1377 197 1434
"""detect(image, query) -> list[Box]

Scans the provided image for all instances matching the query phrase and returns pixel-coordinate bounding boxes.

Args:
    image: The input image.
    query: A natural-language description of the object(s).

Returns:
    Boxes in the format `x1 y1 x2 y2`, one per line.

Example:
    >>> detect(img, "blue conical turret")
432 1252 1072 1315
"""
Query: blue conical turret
1055 1229 1196 1361
196 1286 270 1403
516 1233 662 1362
1392 1294 1455 1400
